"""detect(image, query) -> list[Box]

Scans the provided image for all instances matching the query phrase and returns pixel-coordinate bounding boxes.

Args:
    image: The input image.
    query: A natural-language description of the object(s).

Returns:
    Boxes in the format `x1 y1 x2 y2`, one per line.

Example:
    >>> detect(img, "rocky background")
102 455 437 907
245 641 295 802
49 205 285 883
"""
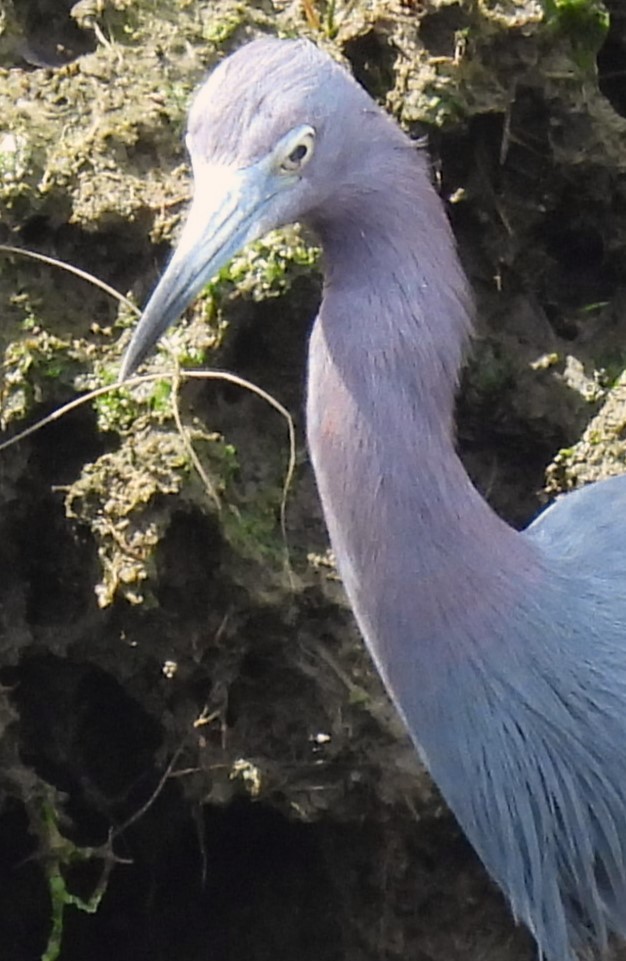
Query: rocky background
1 1 625 959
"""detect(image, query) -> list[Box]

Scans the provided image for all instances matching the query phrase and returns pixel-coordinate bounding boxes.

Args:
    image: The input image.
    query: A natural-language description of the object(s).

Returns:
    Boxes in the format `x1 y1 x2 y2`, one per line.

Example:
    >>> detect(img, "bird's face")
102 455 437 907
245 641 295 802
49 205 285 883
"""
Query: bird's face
120 37 373 379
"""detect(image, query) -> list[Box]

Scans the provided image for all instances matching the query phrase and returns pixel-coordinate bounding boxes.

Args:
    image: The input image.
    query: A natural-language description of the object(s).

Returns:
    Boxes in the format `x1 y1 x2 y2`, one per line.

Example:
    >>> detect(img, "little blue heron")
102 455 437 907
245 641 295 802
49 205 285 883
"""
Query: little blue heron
119 38 626 960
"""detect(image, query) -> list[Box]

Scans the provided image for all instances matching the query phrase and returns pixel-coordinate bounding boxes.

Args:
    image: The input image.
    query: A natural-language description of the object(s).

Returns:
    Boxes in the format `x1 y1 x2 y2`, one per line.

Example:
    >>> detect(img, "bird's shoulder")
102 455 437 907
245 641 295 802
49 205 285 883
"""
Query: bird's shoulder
525 473 626 567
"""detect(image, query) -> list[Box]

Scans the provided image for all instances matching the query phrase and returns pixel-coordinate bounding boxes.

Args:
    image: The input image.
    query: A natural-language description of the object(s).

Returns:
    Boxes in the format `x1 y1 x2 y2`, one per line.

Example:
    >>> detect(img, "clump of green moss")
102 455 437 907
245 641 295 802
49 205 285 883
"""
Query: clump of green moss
30 789 113 961
542 0 610 75
221 490 287 566
1 328 86 428
66 422 232 606
205 226 320 307
543 0 609 53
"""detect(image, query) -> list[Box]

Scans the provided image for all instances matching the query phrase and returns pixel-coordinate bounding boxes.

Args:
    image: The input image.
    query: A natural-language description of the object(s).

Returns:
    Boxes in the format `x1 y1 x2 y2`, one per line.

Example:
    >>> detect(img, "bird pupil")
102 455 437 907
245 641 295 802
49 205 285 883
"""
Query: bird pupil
290 143 307 163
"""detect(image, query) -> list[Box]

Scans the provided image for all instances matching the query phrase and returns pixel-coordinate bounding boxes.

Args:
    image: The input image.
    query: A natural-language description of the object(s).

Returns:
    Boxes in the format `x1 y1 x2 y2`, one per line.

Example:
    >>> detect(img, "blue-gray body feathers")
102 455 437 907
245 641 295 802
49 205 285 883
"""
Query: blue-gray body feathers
124 37 626 961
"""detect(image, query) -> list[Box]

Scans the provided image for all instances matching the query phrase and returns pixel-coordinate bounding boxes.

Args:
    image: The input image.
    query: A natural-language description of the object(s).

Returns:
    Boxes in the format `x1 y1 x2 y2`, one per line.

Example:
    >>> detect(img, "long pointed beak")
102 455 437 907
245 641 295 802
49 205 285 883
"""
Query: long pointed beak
119 164 275 381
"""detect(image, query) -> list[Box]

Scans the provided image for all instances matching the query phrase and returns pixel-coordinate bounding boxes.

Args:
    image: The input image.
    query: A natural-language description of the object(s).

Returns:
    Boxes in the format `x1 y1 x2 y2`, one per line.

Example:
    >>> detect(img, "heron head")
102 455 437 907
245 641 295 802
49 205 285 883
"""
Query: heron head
119 37 386 379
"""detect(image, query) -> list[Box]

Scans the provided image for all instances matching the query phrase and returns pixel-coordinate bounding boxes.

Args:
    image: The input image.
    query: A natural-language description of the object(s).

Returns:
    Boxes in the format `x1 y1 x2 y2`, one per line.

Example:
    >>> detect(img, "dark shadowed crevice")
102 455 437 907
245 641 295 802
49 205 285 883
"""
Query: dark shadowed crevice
220 284 317 409
7 655 162 811
0 781 534 961
418 3 469 58
597 2 626 118
0 799 49 960
535 215 609 307
343 30 397 100
12 0 95 67
18 495 98 627
193 803 343 961
2 409 107 628
154 509 224 618
21 799 342 961
225 627 317 732
19 213 161 305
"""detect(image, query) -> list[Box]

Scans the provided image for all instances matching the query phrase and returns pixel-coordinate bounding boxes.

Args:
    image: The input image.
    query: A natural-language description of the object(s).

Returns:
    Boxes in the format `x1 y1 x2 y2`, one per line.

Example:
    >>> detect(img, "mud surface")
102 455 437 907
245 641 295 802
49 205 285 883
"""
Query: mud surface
1 1 626 959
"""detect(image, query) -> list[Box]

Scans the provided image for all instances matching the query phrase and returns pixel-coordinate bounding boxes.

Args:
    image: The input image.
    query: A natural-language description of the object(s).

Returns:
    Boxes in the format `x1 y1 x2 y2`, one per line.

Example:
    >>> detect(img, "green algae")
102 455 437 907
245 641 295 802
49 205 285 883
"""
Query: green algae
543 0 609 53
34 793 112 961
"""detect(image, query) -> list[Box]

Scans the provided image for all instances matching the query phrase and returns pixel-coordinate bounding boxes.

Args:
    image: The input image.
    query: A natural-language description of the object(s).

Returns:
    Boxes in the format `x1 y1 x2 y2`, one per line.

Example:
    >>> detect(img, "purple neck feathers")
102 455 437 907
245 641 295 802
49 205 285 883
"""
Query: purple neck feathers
306 147 542 669
313 147 472 429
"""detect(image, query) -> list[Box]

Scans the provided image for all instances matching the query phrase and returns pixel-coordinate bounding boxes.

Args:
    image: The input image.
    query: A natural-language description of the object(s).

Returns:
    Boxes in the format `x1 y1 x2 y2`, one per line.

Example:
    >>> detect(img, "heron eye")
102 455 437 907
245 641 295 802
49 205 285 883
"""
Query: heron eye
279 128 315 173
289 143 308 164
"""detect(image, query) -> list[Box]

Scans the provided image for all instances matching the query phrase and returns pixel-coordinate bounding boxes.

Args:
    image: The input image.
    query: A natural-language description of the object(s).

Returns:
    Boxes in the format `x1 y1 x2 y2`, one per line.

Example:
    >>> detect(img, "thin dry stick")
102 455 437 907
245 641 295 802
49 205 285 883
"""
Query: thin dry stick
302 0 321 30
110 741 187 841
169 363 221 511
181 370 298 556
